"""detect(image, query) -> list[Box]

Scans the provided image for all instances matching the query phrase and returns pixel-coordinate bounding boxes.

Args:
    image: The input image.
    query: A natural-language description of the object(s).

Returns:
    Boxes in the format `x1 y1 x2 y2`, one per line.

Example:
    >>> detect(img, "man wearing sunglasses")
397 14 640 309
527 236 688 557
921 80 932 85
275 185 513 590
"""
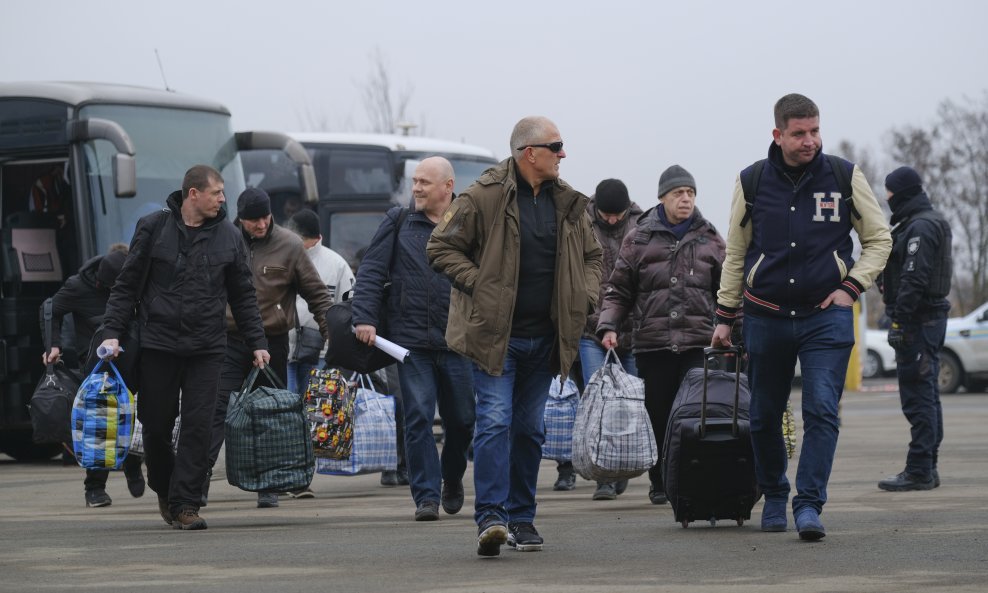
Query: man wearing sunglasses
428 116 602 557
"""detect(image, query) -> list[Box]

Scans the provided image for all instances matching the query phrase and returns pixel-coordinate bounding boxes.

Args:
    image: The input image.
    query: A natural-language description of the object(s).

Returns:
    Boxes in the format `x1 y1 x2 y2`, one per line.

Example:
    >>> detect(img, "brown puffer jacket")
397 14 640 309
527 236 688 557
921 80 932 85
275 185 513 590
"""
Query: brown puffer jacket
584 198 643 354
597 206 725 354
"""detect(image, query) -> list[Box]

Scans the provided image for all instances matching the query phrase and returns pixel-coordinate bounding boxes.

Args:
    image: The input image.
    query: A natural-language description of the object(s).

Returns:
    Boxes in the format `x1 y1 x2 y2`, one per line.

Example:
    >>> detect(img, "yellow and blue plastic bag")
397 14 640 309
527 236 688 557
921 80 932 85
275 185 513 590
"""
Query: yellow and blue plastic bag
71 359 135 469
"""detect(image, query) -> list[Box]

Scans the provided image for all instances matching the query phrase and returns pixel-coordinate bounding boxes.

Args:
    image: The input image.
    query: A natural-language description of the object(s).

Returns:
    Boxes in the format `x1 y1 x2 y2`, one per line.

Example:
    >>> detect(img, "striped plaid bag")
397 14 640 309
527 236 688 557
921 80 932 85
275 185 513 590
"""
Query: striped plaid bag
71 359 135 470
572 349 658 482
317 375 396 476
541 375 579 462
225 366 314 492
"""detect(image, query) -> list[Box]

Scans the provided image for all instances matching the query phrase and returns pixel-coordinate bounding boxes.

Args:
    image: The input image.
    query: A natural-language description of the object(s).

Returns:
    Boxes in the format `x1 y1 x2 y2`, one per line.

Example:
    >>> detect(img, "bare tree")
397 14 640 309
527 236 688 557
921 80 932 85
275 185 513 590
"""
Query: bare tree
360 47 414 134
887 93 988 313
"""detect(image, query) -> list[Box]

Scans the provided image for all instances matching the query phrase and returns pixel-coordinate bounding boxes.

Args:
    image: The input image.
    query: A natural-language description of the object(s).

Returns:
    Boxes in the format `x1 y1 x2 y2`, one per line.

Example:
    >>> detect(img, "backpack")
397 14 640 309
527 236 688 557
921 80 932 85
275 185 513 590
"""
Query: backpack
738 154 859 228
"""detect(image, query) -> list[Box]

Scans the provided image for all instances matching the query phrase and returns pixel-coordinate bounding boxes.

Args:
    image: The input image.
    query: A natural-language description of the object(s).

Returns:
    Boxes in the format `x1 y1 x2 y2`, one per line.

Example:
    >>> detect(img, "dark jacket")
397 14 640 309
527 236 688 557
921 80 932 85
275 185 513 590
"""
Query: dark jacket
102 191 267 355
881 188 952 321
427 158 603 376
716 144 891 322
584 198 643 353
597 206 725 354
49 255 109 360
225 223 331 339
352 206 453 350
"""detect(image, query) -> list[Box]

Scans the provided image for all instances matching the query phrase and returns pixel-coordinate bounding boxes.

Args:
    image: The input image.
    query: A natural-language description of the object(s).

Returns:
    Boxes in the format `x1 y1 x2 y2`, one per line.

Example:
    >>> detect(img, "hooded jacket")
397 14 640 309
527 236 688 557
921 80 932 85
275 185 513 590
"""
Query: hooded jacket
226 222 332 339
716 144 891 322
48 255 109 359
597 206 725 353
102 191 267 355
427 158 603 376
584 198 643 352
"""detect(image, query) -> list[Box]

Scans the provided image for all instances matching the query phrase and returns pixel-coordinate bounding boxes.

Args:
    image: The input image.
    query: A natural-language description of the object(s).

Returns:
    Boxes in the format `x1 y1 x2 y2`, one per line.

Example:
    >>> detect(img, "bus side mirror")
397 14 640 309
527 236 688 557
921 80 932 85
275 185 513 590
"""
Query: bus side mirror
113 154 137 197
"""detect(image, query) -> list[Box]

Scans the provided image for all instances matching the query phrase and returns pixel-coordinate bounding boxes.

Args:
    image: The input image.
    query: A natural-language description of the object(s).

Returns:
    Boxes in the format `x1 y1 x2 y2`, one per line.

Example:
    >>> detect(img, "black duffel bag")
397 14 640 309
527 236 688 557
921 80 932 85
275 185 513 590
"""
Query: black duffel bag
323 292 394 374
29 361 81 445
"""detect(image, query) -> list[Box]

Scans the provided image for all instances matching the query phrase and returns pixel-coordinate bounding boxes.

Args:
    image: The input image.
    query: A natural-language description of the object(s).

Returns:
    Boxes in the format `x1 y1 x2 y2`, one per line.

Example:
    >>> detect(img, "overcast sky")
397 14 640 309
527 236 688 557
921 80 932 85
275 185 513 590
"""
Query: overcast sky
3 0 987 233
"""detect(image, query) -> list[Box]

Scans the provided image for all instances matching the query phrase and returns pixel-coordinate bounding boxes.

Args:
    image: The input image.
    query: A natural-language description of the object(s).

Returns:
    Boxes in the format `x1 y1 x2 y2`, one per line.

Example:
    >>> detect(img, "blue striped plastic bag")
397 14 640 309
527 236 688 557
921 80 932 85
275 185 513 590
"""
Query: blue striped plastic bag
317 375 396 476
542 375 579 462
71 359 135 469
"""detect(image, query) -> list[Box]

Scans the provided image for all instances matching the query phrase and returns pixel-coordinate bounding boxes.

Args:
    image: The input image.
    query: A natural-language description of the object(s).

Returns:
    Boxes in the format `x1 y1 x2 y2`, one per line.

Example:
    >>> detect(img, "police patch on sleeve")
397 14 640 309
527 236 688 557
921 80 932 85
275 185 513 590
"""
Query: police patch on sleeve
907 236 921 255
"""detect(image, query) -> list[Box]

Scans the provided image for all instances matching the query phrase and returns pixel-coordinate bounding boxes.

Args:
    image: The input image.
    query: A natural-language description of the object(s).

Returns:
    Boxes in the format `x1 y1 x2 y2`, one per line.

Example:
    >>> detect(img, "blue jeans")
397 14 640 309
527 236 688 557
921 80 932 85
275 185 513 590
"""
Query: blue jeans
894 316 947 478
396 349 476 506
743 306 855 514
287 359 325 395
472 335 553 525
578 337 637 386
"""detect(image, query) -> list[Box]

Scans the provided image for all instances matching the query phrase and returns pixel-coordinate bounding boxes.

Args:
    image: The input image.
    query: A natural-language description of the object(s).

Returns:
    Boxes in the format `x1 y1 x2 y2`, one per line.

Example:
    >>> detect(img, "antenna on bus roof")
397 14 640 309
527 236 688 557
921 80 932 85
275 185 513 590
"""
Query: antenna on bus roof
154 49 173 92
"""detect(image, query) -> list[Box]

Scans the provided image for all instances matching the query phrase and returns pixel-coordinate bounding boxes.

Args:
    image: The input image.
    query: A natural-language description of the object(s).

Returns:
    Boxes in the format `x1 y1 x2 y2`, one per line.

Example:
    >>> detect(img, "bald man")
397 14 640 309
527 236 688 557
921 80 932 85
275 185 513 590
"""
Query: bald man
353 157 476 523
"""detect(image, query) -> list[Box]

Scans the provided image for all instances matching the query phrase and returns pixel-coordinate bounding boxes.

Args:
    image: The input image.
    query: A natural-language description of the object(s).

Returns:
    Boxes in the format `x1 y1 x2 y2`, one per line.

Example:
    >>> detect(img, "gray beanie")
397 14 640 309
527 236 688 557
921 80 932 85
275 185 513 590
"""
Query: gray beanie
657 165 696 199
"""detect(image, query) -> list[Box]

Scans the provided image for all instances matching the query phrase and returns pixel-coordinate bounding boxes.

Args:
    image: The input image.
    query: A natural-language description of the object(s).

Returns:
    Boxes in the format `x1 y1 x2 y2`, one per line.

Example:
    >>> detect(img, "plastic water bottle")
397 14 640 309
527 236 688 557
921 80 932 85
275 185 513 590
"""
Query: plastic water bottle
96 345 124 359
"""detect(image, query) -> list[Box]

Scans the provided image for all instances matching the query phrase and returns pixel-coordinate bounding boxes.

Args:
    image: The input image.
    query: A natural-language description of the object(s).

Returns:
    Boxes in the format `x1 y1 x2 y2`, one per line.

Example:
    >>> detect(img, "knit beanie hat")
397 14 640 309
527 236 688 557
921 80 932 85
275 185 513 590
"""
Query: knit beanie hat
290 208 321 239
96 250 127 289
657 165 696 199
885 166 923 197
237 187 272 220
594 179 631 214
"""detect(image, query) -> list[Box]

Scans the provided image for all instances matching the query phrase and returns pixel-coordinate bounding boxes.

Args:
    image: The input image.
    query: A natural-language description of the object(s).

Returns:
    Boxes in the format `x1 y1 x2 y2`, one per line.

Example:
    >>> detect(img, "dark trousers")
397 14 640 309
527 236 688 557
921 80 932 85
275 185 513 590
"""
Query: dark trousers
894 317 947 478
207 333 289 471
634 348 705 487
138 348 224 514
83 455 142 491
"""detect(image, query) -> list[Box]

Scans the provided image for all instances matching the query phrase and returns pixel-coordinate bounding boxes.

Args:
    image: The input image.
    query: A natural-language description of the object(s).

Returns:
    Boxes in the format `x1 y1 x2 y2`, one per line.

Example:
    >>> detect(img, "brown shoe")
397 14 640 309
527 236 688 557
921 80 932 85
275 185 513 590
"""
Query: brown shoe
158 496 172 526
171 506 207 530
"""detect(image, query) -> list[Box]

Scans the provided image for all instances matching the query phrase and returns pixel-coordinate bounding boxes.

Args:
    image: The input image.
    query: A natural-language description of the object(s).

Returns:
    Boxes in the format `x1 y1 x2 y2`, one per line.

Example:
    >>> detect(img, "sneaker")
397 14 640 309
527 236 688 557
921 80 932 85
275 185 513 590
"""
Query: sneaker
615 479 629 496
414 500 440 522
123 460 145 498
380 470 401 487
171 506 207 530
760 499 788 532
396 469 410 486
441 480 464 515
592 482 617 501
648 484 668 505
85 489 112 508
553 470 576 491
476 516 508 557
878 471 935 492
288 487 316 499
507 522 544 552
257 492 279 508
794 507 825 541
158 495 172 525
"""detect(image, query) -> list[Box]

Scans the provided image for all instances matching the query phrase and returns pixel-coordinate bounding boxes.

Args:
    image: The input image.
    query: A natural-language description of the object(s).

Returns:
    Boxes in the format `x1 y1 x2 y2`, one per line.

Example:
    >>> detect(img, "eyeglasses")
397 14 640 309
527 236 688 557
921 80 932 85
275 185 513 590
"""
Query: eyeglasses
515 141 564 153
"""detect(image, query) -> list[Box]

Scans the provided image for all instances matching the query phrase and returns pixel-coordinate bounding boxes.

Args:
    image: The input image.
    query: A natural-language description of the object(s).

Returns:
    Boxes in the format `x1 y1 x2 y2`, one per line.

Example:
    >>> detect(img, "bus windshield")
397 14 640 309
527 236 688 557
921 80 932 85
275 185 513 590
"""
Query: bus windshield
78 104 246 252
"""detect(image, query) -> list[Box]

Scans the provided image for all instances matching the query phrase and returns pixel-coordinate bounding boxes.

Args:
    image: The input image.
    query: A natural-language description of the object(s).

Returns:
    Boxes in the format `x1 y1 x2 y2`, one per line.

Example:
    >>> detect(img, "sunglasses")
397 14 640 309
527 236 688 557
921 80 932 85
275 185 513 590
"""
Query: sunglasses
516 141 564 153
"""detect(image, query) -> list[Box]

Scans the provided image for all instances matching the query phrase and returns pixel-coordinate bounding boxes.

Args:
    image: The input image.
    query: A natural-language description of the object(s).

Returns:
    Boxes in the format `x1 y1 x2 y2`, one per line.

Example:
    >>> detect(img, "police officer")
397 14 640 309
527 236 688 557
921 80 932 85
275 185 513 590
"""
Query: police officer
878 166 952 492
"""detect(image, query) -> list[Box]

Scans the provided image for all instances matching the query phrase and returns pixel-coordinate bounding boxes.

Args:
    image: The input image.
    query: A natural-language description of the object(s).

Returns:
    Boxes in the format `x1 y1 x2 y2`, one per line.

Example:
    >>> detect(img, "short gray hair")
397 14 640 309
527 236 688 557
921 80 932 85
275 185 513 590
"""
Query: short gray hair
510 116 555 157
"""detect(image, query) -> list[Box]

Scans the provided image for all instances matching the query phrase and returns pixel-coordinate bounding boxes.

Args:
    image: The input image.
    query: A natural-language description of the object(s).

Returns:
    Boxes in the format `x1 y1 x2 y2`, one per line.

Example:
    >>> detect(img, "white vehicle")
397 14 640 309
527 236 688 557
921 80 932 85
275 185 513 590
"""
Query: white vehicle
940 301 988 393
863 328 897 379
240 132 498 267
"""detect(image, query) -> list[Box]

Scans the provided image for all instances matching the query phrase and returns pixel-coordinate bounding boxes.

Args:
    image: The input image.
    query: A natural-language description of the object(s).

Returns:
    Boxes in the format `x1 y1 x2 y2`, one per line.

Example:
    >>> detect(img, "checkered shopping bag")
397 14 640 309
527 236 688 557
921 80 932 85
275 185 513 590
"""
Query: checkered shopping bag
129 393 182 457
225 366 314 492
303 368 356 459
542 375 579 462
317 375 397 476
71 359 135 470
572 349 658 481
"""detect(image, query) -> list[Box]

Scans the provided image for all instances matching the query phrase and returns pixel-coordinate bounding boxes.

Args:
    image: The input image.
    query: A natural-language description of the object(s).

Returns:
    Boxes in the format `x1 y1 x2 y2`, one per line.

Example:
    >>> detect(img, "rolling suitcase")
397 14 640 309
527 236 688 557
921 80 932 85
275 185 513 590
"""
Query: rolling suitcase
662 346 760 528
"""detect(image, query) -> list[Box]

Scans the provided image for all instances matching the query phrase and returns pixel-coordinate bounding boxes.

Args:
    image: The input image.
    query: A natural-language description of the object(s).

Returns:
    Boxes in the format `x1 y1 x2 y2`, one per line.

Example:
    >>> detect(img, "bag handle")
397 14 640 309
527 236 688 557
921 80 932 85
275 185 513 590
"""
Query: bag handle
603 347 626 372
88 357 130 392
236 364 288 396
42 298 55 374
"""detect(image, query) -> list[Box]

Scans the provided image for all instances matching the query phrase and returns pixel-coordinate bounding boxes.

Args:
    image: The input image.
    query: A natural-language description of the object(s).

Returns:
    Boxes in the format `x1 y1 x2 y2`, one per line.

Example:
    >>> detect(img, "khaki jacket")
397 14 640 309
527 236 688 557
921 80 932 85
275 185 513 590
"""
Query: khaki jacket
427 158 602 376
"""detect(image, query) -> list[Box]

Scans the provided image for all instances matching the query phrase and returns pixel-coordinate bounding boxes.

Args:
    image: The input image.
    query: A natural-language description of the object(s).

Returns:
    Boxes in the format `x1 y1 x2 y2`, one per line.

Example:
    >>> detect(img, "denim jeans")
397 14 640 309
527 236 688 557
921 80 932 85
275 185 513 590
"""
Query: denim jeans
743 306 855 514
396 348 475 506
894 316 947 478
288 359 325 395
578 337 637 386
472 335 553 525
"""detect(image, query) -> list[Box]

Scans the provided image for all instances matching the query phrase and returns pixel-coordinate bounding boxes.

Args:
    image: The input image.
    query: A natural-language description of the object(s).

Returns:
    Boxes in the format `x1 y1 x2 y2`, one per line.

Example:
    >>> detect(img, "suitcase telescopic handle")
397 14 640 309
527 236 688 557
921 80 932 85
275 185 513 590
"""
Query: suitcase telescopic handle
700 346 743 439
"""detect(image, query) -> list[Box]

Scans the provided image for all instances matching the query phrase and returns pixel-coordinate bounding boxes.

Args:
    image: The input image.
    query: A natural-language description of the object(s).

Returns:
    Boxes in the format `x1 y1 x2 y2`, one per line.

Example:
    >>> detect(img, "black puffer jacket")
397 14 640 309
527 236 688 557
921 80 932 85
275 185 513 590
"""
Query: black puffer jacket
49 255 108 359
102 191 267 355
597 206 725 354
352 207 453 350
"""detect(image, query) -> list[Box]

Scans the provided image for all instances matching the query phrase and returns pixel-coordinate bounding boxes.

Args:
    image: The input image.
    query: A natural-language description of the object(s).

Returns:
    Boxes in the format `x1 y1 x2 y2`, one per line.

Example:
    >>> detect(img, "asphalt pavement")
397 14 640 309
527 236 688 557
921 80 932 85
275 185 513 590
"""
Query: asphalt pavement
1 381 986 593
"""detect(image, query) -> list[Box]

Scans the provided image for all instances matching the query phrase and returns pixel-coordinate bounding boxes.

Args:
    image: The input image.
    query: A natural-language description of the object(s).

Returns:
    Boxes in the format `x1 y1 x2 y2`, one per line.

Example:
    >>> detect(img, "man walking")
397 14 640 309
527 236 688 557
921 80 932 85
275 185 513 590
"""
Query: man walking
99 165 269 530
428 116 602 556
878 166 952 492
205 188 333 508
711 94 891 541
354 156 475 522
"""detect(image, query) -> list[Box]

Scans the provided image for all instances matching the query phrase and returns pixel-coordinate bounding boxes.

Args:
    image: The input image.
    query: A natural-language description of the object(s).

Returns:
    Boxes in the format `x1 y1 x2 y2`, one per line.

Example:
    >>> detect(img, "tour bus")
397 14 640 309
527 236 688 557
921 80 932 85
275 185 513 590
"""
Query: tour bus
239 132 498 267
0 81 316 460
